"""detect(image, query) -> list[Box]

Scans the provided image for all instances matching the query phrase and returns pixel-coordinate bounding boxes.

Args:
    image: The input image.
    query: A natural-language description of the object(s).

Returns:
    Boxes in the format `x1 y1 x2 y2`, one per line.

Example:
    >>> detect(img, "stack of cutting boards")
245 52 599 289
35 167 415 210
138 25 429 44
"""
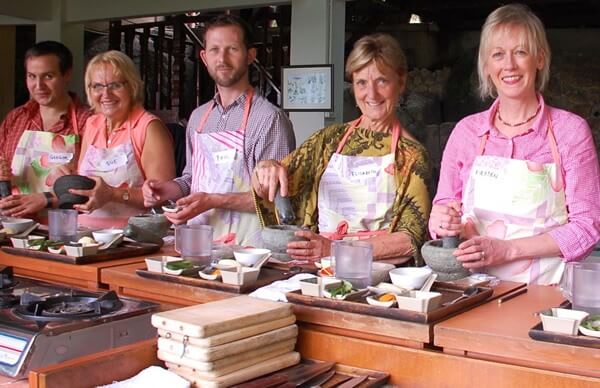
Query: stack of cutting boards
151 295 300 387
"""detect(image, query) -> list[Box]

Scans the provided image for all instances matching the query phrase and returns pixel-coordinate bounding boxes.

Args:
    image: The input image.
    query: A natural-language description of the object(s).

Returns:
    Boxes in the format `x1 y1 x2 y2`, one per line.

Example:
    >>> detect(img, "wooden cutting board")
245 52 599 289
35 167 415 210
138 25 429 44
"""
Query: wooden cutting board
151 296 293 338
158 325 297 362
157 315 296 347
171 351 300 388
162 339 296 376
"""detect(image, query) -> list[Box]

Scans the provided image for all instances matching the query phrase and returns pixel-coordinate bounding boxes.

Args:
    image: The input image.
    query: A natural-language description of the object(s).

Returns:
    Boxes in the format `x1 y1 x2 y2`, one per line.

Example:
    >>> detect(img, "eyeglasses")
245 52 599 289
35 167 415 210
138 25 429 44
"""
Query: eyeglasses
89 81 127 93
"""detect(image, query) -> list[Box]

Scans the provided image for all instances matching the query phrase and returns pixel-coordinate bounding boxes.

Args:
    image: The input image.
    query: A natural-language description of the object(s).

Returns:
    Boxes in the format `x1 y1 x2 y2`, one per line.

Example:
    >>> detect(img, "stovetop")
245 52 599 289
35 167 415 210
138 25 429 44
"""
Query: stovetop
0 266 157 335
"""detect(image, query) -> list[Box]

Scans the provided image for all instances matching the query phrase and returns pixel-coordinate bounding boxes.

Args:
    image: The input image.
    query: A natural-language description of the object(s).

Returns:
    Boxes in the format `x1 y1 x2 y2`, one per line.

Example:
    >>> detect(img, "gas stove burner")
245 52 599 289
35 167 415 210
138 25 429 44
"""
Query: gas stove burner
0 294 18 308
14 290 123 322
0 266 17 290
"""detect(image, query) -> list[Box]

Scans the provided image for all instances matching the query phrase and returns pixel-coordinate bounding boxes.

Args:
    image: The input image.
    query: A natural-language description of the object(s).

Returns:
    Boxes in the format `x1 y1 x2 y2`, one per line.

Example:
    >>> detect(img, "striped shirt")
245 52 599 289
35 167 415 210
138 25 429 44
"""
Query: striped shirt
175 91 295 195
0 93 91 163
434 95 600 262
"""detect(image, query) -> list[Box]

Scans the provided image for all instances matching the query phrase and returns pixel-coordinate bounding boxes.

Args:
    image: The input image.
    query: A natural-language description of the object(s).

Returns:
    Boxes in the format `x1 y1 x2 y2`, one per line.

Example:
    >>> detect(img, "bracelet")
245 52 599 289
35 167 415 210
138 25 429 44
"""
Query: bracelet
43 192 53 208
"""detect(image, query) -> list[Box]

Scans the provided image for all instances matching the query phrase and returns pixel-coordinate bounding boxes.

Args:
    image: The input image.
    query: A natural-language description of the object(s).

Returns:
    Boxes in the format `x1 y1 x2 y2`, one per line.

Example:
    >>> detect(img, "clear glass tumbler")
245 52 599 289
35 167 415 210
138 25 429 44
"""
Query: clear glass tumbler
332 240 373 289
176 224 213 266
48 209 78 243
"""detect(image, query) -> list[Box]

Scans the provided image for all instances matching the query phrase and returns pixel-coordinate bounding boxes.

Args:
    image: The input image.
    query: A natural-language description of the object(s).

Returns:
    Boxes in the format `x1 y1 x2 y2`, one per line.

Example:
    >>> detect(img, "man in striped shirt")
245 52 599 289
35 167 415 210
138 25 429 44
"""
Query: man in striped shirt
142 15 295 245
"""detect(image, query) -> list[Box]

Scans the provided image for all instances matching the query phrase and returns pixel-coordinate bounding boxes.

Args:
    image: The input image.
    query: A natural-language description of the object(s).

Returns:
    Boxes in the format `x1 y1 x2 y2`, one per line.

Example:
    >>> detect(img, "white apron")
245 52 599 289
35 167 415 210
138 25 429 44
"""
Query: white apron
78 125 145 229
461 116 568 285
11 107 80 195
318 117 400 240
189 89 262 246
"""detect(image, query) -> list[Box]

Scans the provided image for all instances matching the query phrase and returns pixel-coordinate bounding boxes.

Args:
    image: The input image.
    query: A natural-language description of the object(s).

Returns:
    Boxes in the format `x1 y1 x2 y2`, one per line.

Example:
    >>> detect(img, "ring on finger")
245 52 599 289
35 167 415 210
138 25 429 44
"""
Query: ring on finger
480 251 485 261
439 223 444 230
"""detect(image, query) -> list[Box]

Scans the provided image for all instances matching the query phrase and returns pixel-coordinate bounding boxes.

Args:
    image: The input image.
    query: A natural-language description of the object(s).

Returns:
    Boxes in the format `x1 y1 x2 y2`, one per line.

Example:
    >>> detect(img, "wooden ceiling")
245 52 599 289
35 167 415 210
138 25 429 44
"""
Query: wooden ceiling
346 0 600 31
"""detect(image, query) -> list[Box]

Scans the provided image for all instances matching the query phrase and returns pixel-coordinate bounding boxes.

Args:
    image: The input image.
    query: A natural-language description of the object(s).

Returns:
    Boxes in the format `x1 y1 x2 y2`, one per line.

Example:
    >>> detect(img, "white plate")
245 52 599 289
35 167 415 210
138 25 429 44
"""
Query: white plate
579 325 600 338
366 295 396 308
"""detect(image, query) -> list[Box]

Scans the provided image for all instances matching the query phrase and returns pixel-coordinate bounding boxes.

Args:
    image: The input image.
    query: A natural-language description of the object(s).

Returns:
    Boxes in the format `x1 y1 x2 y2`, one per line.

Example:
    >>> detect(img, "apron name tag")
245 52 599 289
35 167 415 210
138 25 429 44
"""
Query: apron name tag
348 166 379 180
48 152 73 165
213 149 236 165
97 154 128 171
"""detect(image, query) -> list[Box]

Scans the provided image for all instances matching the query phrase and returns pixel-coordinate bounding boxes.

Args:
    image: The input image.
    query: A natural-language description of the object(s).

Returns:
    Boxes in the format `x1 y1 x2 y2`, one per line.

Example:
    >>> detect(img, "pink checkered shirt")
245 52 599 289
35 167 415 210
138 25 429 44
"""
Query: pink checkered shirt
433 95 600 262
175 91 295 195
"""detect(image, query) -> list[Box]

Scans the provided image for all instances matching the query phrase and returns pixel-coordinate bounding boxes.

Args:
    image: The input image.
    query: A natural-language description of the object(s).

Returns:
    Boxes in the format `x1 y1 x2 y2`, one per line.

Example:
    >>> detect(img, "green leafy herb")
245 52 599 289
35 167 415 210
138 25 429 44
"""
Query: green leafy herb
27 239 64 251
165 260 194 270
327 280 354 298
582 315 600 331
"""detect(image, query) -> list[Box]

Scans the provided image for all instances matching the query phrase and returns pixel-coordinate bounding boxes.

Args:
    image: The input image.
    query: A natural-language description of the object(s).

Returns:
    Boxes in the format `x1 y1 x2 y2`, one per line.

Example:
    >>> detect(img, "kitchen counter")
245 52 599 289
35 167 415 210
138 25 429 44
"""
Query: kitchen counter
435 285 600 379
0 248 150 289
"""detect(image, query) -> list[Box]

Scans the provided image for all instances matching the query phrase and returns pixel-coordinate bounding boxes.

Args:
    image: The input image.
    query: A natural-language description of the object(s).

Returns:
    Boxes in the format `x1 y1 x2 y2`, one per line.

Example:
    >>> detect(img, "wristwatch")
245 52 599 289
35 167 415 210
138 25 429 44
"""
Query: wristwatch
122 189 130 202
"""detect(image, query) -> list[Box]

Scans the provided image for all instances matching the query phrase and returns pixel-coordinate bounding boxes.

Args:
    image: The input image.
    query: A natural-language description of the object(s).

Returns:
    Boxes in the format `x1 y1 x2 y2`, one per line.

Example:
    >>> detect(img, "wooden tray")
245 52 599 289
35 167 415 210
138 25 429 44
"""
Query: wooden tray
234 358 389 387
285 282 493 324
136 267 294 294
528 322 600 349
1 241 161 264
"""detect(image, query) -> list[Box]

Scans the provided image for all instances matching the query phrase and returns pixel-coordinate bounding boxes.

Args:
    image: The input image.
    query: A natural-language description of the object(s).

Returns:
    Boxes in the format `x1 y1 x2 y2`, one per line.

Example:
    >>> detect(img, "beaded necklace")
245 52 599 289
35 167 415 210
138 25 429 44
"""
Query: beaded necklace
497 104 541 127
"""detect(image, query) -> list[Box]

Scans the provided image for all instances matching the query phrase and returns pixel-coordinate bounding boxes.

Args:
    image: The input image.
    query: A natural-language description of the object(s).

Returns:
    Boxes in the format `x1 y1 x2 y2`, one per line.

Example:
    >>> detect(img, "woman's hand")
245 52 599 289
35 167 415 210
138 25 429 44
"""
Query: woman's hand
454 236 514 269
287 230 331 262
252 160 288 202
430 201 462 237
71 176 114 213
163 192 216 225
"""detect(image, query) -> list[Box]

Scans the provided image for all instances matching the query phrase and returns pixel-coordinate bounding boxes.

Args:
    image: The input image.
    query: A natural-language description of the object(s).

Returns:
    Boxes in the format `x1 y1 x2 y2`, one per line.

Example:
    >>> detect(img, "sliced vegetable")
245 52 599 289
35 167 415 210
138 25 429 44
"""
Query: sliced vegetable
378 293 396 302
326 280 354 298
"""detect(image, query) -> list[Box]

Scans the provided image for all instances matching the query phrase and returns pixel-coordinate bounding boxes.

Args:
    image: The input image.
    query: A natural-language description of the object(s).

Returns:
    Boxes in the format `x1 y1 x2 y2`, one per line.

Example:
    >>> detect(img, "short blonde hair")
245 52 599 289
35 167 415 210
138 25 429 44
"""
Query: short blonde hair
478 4 551 99
85 50 144 112
345 33 407 81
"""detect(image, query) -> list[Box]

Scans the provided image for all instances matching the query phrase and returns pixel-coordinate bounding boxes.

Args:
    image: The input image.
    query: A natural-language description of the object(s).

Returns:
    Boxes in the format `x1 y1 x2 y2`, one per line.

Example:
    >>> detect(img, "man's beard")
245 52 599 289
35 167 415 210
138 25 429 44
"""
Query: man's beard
211 66 248 88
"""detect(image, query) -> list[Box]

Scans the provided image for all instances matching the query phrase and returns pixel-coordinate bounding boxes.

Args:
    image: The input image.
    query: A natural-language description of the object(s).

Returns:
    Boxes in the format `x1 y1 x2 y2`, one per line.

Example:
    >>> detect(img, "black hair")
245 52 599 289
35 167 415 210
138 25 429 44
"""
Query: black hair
24 40 73 75
202 14 254 50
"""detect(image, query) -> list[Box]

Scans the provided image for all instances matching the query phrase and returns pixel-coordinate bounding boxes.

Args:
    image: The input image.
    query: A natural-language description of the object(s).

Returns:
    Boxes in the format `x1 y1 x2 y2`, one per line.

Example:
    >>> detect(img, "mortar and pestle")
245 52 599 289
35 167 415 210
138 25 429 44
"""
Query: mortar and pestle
421 236 470 281
260 190 308 262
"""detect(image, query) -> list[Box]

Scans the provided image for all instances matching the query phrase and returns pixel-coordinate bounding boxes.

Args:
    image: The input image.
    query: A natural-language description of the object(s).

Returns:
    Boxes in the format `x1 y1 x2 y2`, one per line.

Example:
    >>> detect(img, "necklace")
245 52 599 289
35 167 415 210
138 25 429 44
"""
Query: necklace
497 104 541 127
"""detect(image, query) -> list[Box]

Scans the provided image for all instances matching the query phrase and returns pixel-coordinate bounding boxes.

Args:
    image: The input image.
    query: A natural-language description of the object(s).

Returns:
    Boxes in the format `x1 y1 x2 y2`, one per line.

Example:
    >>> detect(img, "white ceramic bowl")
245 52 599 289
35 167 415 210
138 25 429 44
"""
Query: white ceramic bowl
2 218 34 234
541 308 589 335
92 229 124 244
389 267 433 290
366 293 397 308
395 291 442 312
11 235 45 249
233 248 271 267
220 266 260 286
145 256 181 273
64 243 100 257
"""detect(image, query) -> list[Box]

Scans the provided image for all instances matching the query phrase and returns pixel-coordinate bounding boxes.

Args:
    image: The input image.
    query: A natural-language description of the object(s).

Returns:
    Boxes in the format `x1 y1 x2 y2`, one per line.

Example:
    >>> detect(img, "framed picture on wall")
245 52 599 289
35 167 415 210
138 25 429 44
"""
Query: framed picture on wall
281 64 333 111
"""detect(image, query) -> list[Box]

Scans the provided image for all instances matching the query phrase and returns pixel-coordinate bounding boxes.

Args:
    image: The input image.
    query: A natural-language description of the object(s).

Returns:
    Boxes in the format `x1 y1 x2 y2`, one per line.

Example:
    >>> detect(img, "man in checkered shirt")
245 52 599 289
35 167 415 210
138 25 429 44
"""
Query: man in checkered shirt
142 14 295 245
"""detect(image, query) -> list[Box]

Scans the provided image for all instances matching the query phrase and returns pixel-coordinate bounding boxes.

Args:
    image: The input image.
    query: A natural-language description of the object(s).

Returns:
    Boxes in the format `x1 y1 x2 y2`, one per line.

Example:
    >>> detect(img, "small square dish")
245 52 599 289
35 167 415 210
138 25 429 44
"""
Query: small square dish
64 243 100 257
11 235 45 249
322 280 363 300
145 256 182 273
299 276 341 297
395 291 442 312
220 266 260 286
540 308 589 335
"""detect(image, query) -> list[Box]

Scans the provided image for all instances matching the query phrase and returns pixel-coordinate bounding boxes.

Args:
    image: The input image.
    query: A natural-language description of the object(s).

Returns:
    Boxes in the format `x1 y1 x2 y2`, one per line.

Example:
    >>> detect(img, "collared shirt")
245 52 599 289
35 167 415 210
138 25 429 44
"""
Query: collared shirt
0 93 91 163
434 95 600 262
175 91 295 195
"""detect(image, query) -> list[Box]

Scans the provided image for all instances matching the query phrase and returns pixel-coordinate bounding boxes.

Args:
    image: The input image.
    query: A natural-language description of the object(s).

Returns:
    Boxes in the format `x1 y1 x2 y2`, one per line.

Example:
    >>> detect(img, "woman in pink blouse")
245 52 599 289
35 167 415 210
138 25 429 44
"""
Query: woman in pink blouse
430 4 600 285
71 51 175 228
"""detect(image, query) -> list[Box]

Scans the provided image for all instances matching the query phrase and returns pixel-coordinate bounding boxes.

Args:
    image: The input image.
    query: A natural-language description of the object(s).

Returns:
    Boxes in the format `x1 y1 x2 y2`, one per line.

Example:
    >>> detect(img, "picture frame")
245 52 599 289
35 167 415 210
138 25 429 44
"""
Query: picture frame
281 64 333 112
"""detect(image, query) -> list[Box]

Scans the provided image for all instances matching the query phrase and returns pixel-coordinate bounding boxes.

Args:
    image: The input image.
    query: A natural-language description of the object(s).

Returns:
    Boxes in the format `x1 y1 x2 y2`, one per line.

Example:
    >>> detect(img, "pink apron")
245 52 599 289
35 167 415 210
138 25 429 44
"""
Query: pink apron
189 89 262 246
78 118 146 229
11 107 80 194
318 117 400 240
461 116 568 285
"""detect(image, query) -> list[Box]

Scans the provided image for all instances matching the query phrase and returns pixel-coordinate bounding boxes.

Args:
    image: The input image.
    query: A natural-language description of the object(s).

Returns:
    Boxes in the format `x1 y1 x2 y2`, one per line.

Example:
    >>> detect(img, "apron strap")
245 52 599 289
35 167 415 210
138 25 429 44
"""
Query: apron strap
196 88 254 134
546 116 564 190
